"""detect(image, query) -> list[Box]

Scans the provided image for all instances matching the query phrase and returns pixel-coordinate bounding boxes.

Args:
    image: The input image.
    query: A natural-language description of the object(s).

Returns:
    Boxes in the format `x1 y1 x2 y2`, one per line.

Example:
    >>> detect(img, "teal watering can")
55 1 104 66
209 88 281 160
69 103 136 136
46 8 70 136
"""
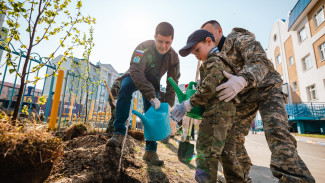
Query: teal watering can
168 77 204 120
132 103 171 141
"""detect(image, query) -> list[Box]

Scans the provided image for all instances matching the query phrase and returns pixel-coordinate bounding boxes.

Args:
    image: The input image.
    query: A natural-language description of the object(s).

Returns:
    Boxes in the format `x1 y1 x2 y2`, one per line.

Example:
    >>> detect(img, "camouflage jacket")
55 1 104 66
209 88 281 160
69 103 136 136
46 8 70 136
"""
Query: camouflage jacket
190 51 235 115
122 40 180 106
221 28 282 98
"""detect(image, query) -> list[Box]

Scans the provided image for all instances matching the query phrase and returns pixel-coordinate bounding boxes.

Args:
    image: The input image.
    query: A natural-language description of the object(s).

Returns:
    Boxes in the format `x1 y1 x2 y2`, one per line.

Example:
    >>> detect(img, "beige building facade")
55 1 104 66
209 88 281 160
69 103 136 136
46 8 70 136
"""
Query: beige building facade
266 0 325 104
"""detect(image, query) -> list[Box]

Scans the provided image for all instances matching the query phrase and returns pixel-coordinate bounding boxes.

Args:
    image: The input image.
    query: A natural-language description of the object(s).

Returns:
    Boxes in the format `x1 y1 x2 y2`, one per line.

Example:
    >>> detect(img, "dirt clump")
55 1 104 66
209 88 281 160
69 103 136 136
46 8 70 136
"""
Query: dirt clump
62 123 88 141
128 129 145 141
47 133 144 182
47 132 198 183
0 119 62 183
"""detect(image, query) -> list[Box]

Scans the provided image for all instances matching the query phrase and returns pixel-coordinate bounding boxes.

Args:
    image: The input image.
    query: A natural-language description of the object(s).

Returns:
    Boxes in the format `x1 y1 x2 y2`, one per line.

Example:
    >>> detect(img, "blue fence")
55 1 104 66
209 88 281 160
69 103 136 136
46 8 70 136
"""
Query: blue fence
254 103 325 134
286 103 325 120
0 43 56 119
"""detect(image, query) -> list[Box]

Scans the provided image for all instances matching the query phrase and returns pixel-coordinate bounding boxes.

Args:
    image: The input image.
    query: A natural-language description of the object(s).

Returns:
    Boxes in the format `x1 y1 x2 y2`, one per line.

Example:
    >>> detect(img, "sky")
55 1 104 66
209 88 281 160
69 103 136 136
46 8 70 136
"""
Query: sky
81 0 298 86
1 0 299 88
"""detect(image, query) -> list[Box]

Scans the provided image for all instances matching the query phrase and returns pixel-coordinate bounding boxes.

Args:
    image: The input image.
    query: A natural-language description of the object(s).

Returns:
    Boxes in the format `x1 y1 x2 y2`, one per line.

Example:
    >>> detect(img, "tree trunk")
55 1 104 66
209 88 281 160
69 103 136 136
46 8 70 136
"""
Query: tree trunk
12 56 31 122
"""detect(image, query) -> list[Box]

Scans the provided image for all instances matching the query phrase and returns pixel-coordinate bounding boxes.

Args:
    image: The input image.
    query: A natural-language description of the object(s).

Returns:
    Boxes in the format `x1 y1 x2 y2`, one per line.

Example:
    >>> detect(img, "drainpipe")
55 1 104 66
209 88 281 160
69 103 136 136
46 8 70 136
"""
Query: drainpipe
277 20 292 104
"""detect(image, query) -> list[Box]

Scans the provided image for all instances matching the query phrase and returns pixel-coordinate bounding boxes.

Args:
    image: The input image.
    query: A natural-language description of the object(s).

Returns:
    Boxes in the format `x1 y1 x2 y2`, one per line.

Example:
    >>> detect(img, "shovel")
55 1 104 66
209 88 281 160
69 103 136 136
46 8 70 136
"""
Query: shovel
177 60 200 164
178 118 194 164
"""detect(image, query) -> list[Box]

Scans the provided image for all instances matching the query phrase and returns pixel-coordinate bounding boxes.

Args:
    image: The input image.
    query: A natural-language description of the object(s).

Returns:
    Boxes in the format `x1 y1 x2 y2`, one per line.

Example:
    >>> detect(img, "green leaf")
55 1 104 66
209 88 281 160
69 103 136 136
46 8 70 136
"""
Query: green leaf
9 69 15 74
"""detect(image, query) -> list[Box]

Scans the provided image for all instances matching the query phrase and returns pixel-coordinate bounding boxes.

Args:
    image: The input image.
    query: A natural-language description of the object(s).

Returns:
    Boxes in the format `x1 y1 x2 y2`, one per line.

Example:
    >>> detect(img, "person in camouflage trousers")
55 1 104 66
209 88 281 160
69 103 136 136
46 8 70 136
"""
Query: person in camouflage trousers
106 77 122 136
171 29 245 183
202 20 315 182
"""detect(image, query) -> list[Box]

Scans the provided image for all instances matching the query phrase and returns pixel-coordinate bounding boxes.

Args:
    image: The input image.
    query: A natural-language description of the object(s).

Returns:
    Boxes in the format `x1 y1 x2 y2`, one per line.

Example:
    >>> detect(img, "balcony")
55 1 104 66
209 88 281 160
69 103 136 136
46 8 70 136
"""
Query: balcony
288 0 311 30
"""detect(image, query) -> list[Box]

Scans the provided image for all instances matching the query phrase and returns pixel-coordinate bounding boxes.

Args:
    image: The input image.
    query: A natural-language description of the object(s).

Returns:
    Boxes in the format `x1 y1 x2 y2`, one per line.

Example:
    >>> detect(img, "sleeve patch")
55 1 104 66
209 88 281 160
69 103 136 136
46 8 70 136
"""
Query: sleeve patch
135 50 144 56
133 56 141 63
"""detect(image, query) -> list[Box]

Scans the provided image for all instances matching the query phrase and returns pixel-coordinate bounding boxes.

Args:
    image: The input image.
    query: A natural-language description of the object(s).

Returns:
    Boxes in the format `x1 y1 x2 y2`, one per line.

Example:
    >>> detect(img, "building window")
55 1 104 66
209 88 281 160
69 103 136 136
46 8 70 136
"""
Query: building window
320 42 325 61
289 56 294 66
314 6 325 28
298 27 307 42
273 34 277 42
307 84 317 101
302 55 312 71
276 54 282 65
292 81 298 91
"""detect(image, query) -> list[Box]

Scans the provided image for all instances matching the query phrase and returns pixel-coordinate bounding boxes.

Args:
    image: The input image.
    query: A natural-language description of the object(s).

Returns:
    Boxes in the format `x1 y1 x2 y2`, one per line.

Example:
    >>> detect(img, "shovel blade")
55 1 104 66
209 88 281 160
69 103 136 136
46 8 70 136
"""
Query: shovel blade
178 141 194 164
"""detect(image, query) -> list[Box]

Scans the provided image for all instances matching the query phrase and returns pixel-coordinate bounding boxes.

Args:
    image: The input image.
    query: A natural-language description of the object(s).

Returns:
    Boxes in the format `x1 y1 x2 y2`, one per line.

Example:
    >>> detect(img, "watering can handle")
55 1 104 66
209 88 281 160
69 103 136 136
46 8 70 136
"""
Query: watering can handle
187 81 197 90
168 77 186 102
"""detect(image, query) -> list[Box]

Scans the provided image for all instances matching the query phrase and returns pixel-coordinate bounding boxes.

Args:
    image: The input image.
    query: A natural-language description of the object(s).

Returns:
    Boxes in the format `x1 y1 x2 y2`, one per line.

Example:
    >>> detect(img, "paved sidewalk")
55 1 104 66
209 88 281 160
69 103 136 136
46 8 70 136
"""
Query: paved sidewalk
292 134 325 146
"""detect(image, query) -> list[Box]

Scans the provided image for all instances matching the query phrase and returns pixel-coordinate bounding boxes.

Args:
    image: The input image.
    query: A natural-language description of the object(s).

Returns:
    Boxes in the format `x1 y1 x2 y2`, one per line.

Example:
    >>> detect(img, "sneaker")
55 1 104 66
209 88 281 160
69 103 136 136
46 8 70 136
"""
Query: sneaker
106 133 125 147
142 151 164 166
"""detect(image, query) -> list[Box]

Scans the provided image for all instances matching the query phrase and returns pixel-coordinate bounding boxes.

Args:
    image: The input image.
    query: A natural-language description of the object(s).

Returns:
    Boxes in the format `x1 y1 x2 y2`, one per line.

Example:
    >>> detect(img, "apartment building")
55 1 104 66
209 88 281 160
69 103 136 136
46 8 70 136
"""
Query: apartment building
266 0 325 104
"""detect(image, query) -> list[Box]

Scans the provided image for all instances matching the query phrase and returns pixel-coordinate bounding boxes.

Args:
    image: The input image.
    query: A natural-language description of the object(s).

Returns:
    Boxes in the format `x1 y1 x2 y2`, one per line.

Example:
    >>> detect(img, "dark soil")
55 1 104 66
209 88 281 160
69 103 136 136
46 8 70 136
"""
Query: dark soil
46 132 198 183
0 120 62 183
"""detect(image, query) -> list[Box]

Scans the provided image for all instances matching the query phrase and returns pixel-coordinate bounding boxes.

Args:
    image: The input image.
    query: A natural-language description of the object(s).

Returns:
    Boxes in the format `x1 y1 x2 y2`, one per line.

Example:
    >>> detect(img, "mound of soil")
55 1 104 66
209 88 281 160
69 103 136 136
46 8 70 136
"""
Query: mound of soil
47 133 198 183
0 121 62 183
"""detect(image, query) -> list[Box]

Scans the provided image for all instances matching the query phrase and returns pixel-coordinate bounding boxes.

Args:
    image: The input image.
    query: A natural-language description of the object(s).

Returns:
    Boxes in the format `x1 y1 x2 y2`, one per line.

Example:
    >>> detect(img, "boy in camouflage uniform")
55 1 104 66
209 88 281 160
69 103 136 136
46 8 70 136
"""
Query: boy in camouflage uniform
202 20 315 182
171 29 245 183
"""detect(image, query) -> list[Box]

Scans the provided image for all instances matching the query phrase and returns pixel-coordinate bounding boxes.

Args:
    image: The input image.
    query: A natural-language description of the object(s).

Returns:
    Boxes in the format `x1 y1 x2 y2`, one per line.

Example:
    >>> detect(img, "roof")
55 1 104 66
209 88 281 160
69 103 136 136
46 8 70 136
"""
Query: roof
102 64 118 74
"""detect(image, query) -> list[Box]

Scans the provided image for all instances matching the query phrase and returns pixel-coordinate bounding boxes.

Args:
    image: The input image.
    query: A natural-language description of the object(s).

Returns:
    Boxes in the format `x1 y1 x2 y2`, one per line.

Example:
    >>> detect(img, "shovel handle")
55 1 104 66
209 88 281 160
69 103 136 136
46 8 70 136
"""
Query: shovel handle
185 118 193 142
104 80 114 101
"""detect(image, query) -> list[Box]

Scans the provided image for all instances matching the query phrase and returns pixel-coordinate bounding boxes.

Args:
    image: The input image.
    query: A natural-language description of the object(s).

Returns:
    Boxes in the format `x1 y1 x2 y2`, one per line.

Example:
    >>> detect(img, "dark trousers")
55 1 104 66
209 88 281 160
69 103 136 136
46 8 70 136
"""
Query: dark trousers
113 76 158 151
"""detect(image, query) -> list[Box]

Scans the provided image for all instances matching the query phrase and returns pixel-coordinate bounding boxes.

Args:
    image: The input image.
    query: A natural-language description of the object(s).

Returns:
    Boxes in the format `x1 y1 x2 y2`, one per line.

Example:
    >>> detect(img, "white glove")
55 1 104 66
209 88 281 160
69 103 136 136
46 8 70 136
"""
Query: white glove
150 97 161 110
113 100 117 107
170 100 193 122
216 71 247 102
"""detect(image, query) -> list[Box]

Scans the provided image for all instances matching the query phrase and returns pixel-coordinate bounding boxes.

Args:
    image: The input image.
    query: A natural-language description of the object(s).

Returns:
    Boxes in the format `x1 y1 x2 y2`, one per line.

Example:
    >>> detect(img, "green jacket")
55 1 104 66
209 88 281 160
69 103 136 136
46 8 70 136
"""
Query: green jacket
122 40 180 106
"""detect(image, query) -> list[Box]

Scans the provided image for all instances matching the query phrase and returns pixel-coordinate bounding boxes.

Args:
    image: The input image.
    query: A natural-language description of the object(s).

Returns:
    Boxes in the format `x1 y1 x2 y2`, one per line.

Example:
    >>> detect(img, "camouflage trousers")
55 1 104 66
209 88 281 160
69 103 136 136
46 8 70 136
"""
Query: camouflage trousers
196 105 245 183
228 87 315 183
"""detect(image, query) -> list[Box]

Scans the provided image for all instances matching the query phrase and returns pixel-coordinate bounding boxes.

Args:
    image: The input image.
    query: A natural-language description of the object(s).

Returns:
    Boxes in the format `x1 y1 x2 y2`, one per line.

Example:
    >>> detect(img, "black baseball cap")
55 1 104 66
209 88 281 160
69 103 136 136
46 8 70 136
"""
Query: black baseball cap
179 29 215 57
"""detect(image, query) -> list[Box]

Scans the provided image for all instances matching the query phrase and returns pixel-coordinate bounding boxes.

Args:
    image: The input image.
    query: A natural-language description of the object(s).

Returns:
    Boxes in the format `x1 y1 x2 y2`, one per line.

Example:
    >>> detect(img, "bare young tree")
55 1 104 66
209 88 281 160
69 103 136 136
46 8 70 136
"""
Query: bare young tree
0 0 95 122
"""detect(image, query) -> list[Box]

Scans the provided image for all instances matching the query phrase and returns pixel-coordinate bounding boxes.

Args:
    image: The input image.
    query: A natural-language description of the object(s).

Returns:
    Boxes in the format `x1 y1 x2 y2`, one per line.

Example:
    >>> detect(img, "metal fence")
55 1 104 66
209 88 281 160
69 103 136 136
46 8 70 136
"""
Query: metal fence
0 43 126 132
286 103 325 120
0 43 56 119
54 70 112 131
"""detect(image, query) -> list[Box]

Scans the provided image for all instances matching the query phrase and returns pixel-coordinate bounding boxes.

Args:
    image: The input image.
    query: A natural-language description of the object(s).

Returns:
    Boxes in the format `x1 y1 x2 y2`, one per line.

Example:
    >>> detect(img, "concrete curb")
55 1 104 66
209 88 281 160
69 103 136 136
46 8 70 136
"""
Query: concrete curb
295 138 325 146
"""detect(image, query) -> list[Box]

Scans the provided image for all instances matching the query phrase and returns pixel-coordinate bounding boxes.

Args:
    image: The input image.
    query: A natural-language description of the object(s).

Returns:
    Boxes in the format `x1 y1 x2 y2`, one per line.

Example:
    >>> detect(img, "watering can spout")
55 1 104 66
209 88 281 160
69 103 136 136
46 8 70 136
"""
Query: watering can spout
132 110 147 123
168 77 186 102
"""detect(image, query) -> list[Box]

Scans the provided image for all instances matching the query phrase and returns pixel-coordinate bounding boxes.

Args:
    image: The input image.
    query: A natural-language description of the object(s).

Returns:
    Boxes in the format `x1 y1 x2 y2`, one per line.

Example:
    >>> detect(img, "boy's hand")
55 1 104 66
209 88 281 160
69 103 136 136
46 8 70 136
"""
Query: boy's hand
170 100 193 122
216 71 247 102
150 98 161 110
113 100 117 107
